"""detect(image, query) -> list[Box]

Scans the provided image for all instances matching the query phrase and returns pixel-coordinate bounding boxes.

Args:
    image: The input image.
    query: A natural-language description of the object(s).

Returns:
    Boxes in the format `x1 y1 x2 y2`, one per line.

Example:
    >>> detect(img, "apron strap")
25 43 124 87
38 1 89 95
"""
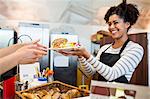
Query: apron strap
103 44 112 53
103 38 130 54
119 38 130 55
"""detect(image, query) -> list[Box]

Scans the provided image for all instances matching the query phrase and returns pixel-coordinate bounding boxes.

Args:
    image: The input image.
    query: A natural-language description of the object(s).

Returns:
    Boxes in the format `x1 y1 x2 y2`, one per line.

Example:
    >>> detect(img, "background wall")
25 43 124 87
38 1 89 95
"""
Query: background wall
0 0 150 31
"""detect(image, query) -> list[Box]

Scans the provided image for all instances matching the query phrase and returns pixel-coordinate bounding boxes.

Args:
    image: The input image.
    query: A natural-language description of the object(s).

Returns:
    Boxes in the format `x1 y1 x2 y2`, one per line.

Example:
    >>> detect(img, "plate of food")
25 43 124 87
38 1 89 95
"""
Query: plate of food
49 38 80 51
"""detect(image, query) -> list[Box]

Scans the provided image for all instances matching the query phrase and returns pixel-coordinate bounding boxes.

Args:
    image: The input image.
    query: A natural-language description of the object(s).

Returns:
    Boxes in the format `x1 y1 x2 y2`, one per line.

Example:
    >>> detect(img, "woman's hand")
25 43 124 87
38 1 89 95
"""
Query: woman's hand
58 47 91 59
14 40 47 64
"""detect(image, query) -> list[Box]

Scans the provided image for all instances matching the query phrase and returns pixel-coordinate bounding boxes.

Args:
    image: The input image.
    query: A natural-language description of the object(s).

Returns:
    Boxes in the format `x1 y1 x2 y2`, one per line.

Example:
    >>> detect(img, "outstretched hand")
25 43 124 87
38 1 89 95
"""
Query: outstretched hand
15 40 47 64
25 39 47 50
58 47 91 59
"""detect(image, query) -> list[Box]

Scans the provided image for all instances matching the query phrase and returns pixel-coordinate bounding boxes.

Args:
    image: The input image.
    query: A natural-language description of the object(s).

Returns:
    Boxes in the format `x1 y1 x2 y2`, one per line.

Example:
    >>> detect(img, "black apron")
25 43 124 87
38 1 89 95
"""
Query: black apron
97 39 130 83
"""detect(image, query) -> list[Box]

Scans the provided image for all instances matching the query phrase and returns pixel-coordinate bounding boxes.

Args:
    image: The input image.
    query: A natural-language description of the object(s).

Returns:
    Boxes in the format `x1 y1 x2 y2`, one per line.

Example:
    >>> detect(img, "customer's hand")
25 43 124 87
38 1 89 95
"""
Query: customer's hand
58 47 91 59
14 40 47 64
24 39 47 49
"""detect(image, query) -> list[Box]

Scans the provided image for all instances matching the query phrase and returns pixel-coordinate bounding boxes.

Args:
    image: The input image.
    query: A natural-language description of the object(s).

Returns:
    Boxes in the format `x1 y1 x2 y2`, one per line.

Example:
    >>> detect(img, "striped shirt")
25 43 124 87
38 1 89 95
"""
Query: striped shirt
78 41 144 81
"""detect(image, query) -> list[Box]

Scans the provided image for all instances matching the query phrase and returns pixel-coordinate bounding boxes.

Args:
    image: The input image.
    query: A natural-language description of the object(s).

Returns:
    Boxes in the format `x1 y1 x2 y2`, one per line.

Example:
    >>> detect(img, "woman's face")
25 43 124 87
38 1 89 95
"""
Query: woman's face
107 14 130 39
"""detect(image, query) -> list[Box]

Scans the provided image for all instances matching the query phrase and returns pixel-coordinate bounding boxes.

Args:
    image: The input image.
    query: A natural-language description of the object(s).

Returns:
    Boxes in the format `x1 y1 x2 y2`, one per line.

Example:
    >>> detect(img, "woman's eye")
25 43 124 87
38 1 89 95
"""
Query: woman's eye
114 22 118 25
108 23 111 26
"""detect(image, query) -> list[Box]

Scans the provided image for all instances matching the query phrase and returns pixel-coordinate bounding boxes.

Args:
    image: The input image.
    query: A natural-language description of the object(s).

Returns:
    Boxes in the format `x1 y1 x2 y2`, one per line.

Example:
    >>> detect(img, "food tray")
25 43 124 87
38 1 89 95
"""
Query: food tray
15 81 89 99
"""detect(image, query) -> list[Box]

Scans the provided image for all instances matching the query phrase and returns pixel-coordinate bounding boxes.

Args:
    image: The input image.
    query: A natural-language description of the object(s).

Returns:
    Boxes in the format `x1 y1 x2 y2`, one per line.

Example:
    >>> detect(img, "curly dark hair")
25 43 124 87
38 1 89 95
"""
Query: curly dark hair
104 0 139 30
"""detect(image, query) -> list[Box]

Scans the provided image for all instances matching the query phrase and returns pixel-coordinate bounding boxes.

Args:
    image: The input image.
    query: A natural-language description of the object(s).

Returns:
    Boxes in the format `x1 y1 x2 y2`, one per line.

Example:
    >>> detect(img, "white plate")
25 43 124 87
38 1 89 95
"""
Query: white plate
48 47 76 51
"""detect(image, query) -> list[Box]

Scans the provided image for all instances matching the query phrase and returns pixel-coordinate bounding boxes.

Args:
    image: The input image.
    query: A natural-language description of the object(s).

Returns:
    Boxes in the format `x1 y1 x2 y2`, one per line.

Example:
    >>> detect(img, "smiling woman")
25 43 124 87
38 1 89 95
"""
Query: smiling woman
58 0 144 84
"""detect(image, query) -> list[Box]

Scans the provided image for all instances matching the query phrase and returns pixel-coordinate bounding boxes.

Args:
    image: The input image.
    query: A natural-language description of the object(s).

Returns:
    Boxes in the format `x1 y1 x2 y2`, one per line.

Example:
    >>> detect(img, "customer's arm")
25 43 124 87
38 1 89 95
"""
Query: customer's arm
0 43 25 58
0 42 47 75
0 52 22 75
0 39 42 58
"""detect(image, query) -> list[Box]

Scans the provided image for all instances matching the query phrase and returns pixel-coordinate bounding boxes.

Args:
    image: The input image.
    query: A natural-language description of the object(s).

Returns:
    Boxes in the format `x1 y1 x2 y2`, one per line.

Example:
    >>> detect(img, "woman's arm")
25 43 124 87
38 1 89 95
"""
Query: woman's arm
77 45 110 77
78 56 96 77
80 44 144 81
58 45 108 77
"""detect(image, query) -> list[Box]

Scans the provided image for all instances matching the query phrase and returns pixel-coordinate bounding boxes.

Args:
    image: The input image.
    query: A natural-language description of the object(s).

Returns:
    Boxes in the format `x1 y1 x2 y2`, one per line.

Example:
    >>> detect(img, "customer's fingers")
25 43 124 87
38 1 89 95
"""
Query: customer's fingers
31 39 47 49
36 43 47 49
35 54 45 58
32 39 40 44
34 50 47 55
35 46 48 52
34 41 47 49
25 58 39 64
25 44 47 52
